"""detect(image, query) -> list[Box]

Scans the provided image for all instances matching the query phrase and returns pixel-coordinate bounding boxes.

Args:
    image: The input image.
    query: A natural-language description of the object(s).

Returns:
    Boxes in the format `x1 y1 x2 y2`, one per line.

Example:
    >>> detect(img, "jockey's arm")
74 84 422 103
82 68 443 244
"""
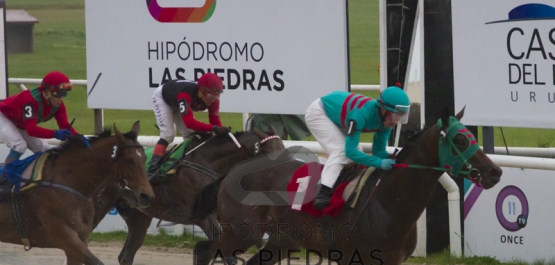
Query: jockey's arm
207 100 223 126
177 93 213 132
345 129 382 168
24 118 57 139
371 129 392 159
54 103 78 135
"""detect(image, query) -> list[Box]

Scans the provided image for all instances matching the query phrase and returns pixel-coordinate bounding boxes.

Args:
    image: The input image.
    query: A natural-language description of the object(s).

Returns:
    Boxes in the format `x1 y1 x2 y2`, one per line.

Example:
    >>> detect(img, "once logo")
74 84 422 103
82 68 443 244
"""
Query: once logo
495 185 529 232
146 0 217 23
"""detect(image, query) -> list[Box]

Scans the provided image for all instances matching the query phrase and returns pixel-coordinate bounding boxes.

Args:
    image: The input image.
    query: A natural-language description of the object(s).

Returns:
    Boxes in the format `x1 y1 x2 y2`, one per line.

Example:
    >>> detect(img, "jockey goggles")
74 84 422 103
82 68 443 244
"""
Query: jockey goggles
200 86 222 100
48 83 73 98
387 105 410 124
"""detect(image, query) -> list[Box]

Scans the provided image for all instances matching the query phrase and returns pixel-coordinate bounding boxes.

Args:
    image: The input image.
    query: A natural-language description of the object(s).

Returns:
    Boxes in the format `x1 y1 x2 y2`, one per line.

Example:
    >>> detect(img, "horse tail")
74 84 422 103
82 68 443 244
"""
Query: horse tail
190 174 226 221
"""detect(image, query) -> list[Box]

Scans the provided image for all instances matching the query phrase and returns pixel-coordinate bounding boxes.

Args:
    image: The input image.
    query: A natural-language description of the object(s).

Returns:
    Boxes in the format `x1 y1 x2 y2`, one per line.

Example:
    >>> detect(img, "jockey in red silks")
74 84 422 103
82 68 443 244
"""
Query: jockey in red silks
305 85 411 210
148 72 230 178
0 71 78 166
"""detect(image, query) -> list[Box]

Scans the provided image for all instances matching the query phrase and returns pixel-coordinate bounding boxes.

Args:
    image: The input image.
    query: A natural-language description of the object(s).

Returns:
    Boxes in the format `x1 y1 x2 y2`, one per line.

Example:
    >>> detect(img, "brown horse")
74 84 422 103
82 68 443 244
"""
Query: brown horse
192 108 503 265
0 121 154 265
89 129 285 265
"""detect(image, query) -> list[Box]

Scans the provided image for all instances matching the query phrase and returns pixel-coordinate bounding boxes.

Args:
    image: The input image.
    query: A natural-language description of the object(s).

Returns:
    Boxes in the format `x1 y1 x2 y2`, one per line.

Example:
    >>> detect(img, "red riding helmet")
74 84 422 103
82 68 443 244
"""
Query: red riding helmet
40 71 73 98
197 73 223 94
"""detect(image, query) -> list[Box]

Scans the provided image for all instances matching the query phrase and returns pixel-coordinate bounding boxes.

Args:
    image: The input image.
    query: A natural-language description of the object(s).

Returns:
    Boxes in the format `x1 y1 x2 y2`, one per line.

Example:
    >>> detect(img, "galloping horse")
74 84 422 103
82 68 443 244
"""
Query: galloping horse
90 129 284 265
0 121 154 265
192 108 502 265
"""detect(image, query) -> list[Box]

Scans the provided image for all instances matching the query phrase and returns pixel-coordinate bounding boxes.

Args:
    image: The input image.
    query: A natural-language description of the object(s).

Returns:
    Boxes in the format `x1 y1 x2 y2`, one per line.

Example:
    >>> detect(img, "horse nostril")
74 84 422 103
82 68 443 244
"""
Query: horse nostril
490 167 503 178
139 193 152 207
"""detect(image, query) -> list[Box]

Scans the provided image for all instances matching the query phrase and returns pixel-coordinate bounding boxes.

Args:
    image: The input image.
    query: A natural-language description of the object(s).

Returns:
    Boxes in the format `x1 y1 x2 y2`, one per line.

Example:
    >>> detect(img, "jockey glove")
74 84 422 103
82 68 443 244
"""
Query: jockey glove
54 129 72 141
380 158 396 170
212 125 231 135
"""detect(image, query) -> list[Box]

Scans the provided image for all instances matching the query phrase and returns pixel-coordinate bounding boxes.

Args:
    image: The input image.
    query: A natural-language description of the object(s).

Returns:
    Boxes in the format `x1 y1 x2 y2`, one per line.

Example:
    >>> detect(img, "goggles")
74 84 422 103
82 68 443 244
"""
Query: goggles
48 83 73 98
201 87 222 100
388 105 410 124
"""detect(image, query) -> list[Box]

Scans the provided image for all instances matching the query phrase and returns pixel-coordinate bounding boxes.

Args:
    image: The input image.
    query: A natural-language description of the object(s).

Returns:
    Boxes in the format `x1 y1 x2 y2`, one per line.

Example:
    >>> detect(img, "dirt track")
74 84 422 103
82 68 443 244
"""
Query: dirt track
0 241 192 265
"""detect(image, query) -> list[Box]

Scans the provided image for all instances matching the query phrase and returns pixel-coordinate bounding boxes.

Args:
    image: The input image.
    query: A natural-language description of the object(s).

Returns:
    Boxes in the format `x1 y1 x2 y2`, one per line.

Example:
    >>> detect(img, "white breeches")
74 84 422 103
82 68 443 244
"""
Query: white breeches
152 85 193 143
305 98 361 188
0 112 52 155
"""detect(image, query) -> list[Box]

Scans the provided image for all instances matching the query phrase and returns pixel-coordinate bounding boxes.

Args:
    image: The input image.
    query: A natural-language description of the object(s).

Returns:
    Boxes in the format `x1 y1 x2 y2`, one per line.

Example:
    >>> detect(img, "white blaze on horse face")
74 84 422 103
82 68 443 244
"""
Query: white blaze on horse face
136 149 142 157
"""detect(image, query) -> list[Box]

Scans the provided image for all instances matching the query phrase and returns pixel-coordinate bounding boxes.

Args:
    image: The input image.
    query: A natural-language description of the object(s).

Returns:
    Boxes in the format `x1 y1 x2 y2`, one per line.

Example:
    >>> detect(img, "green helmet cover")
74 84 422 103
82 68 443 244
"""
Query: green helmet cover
378 86 410 113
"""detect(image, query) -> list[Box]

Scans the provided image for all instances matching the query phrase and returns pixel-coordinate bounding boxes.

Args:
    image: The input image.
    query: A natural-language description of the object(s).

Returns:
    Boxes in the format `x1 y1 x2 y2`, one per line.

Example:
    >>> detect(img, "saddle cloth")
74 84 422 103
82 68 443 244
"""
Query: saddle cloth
286 162 375 217
144 138 192 177
0 152 49 192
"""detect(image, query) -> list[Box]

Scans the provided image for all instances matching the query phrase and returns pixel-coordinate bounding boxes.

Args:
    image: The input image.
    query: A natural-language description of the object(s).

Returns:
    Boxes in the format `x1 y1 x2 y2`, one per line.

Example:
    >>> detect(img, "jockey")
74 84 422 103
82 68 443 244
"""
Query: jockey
148 72 230 178
305 85 410 210
0 71 78 166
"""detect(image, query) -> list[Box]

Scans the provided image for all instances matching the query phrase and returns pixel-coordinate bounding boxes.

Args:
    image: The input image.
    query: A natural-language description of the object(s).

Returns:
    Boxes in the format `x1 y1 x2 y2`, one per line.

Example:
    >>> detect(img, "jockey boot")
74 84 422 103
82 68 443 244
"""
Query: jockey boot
147 155 163 179
313 184 334 210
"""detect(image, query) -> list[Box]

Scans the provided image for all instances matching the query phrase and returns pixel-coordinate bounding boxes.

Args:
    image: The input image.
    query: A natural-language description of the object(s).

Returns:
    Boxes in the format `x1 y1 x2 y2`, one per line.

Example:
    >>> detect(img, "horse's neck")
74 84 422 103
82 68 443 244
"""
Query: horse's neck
373 133 443 223
49 140 116 198
192 141 251 173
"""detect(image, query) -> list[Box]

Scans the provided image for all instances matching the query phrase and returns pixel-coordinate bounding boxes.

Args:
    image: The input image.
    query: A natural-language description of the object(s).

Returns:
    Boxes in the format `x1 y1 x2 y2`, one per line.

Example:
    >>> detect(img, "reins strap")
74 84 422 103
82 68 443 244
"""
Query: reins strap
10 190 32 250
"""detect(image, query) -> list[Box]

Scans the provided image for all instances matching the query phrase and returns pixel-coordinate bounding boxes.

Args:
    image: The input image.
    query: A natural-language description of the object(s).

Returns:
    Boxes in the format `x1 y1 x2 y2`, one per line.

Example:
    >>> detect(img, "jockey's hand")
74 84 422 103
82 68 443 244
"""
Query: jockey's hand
380 158 396 170
212 125 231 136
54 129 72 141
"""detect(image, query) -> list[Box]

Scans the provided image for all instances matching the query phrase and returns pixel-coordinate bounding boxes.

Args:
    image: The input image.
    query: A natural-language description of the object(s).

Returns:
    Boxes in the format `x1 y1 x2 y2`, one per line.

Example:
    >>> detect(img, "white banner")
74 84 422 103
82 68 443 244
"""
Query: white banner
464 168 555 262
452 1 555 128
85 0 349 114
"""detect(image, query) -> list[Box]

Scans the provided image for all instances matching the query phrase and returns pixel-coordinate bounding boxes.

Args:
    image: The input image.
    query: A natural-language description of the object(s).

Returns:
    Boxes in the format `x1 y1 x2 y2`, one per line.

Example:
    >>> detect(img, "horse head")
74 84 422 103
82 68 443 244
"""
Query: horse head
417 107 502 189
111 121 155 208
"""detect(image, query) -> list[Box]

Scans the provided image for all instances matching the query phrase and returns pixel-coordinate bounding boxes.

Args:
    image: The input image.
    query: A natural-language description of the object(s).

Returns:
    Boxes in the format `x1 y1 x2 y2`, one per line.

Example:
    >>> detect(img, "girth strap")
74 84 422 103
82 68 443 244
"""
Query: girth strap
177 160 220 180
10 190 31 250
35 180 90 201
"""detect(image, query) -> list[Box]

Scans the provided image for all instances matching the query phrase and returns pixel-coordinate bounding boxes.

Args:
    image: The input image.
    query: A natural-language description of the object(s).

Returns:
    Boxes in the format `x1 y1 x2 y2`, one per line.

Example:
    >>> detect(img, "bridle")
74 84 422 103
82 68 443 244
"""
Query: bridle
393 116 483 185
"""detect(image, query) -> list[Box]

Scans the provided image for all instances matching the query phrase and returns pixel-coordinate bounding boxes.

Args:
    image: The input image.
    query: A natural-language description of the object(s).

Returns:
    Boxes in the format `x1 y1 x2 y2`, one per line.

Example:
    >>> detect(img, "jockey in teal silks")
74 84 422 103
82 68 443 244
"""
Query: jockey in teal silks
305 86 411 210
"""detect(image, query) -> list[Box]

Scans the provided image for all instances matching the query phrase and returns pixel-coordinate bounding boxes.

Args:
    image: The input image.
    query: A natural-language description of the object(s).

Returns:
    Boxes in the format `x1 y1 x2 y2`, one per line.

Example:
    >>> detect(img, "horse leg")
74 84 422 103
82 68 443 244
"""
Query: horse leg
52 227 103 265
194 213 220 240
116 202 153 265
195 234 262 265
246 238 286 265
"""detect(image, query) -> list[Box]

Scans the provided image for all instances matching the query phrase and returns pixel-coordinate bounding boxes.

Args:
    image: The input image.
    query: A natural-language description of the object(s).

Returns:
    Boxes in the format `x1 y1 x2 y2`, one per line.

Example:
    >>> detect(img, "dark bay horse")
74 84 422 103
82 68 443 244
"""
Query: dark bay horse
90 129 285 265
192 108 503 265
0 121 154 265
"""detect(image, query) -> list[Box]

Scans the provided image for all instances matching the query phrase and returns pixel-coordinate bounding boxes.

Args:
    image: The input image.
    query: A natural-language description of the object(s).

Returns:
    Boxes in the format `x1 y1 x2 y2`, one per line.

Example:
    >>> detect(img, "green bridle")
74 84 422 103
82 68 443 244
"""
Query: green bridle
394 116 480 178
437 116 480 177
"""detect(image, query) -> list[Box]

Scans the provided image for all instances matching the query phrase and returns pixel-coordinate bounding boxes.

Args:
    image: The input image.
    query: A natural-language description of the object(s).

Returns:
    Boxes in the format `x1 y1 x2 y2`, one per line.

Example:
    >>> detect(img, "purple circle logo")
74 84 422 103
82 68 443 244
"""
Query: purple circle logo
495 185 529 232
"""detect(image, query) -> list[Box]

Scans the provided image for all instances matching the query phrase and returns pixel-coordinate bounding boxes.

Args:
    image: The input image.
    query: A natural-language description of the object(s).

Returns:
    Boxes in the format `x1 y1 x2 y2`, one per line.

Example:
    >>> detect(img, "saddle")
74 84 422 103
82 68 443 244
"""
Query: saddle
287 162 377 217
0 152 50 195
145 138 192 179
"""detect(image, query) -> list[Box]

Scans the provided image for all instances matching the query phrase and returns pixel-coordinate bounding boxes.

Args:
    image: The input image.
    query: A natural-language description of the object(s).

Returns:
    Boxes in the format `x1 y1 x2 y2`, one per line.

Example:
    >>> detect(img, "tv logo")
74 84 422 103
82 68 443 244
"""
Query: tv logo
146 0 217 23
495 185 529 232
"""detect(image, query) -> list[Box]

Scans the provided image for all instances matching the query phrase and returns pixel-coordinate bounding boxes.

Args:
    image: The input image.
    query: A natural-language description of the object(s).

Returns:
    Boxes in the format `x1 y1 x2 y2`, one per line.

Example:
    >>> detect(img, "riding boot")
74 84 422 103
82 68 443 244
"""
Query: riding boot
147 155 163 179
313 184 334 210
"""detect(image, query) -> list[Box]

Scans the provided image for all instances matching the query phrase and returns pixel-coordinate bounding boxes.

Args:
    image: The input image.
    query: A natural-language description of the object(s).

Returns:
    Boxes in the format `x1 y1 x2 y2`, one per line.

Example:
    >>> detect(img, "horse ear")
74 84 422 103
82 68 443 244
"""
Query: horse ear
253 128 265 139
269 125 277 136
131 120 141 135
441 106 450 128
455 106 466 120
113 123 123 139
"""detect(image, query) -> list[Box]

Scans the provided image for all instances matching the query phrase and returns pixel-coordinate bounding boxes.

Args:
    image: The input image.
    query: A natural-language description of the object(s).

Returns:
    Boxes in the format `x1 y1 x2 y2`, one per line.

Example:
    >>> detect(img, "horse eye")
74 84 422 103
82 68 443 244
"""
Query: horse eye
125 157 135 164
455 135 469 148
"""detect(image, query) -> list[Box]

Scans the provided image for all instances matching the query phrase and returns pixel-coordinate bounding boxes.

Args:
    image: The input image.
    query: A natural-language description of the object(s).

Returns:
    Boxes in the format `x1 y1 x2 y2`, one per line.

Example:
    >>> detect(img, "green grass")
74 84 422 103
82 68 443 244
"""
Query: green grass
406 250 555 265
7 0 554 146
90 231 555 265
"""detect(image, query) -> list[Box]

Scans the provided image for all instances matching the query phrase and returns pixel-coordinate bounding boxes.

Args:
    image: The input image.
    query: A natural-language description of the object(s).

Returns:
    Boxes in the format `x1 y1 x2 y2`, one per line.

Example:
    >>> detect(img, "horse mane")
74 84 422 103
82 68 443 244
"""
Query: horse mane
188 131 249 146
395 124 434 161
51 127 139 153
